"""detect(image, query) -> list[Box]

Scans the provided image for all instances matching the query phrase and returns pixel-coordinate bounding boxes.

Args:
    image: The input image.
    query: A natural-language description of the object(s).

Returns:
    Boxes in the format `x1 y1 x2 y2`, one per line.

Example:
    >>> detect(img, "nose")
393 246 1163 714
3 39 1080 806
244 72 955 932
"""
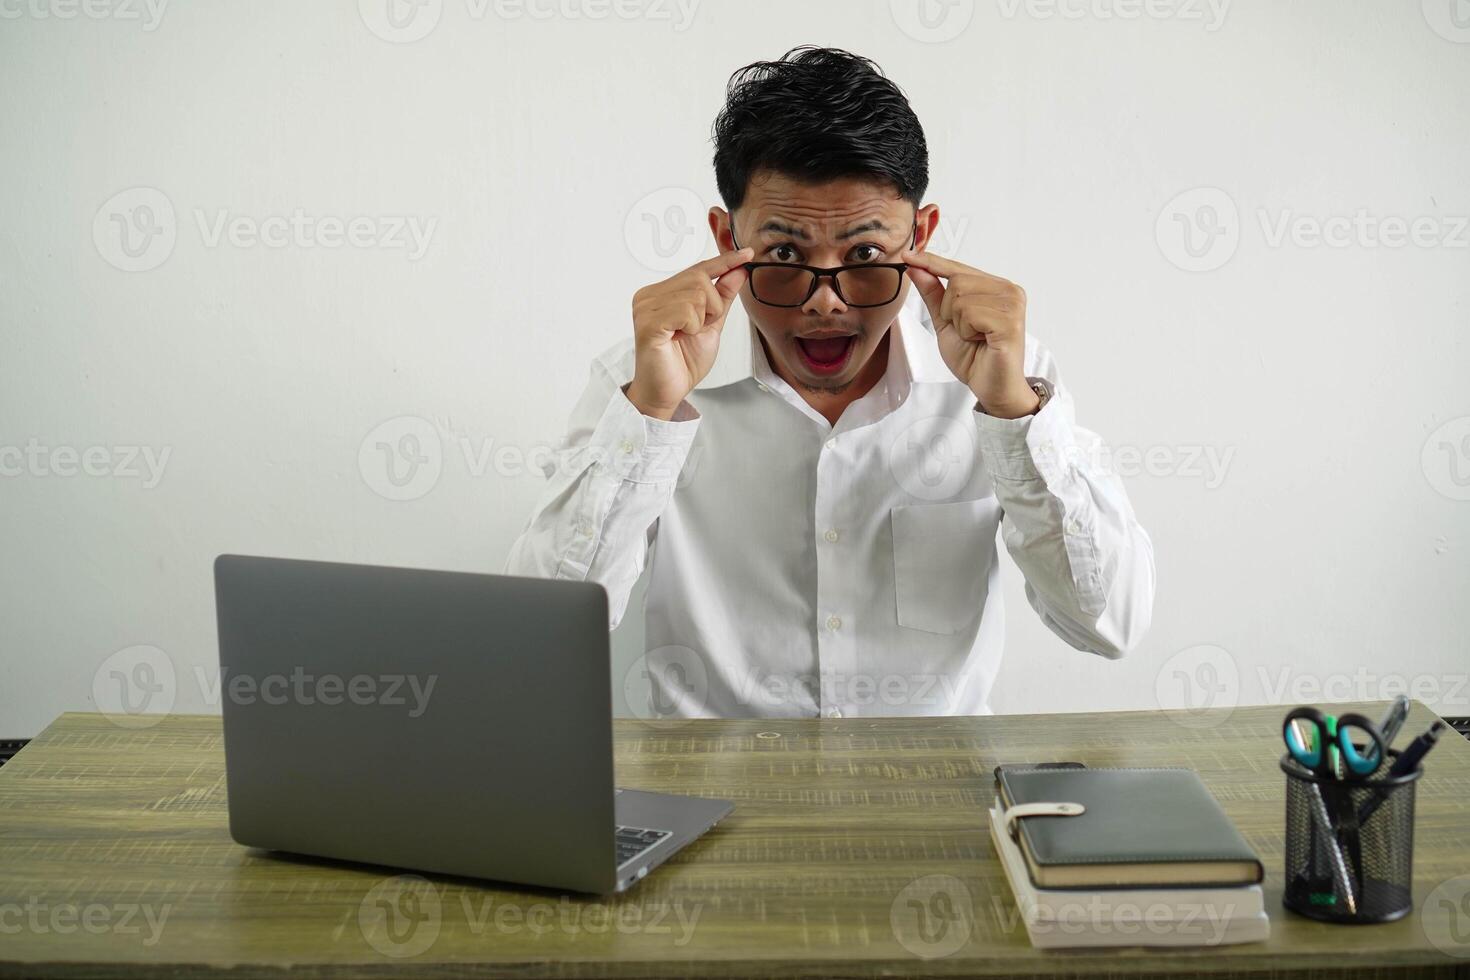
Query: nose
801 274 848 317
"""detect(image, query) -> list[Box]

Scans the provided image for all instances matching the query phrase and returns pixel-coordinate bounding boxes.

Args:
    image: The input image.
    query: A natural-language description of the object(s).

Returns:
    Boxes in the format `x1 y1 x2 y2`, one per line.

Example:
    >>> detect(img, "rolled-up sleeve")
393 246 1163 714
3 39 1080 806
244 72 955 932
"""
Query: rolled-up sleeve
971 336 1156 658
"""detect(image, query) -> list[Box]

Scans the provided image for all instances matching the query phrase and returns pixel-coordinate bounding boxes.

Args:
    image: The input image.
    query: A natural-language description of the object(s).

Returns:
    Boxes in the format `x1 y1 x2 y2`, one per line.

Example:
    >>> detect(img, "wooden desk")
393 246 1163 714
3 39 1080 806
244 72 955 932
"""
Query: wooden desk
2 702 1469 978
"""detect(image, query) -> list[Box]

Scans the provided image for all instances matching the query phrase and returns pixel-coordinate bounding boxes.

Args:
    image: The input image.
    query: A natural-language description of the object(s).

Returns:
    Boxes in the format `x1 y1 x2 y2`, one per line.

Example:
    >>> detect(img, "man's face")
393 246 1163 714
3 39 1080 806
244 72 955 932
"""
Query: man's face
715 173 927 395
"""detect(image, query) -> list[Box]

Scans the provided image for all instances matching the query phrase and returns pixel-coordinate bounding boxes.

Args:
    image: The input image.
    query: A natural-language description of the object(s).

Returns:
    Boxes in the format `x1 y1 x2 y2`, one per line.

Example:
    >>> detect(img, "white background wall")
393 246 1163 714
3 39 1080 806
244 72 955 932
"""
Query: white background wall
2 0 1468 738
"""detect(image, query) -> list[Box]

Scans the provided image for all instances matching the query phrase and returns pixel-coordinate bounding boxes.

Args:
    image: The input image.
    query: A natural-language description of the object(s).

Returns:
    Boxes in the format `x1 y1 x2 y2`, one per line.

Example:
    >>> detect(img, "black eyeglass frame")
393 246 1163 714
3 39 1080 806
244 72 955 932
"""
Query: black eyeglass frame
729 219 918 309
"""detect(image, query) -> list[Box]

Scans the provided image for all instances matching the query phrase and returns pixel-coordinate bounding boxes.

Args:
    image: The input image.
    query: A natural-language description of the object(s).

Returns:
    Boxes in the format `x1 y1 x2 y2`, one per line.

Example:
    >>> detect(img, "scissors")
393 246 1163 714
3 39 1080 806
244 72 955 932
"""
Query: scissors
1282 706 1387 780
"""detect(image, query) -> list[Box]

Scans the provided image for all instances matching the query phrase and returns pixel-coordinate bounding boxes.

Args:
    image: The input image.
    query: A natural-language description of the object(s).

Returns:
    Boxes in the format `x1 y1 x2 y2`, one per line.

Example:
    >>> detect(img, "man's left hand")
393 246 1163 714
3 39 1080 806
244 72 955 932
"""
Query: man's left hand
903 249 1040 419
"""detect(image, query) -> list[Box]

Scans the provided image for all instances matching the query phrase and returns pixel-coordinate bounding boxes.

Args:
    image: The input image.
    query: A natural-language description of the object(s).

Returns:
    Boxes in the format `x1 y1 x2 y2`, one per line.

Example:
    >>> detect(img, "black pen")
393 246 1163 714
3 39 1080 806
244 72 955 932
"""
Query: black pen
1357 721 1445 825
1386 721 1446 778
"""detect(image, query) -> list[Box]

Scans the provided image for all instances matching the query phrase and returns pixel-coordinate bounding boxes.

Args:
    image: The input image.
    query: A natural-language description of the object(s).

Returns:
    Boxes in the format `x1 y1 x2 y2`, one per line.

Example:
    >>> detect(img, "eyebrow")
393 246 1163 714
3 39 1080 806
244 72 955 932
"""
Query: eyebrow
757 218 893 241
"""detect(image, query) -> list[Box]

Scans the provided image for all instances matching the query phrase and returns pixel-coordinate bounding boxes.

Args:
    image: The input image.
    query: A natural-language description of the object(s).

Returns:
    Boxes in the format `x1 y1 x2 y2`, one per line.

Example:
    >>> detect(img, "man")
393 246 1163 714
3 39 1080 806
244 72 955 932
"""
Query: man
507 46 1155 718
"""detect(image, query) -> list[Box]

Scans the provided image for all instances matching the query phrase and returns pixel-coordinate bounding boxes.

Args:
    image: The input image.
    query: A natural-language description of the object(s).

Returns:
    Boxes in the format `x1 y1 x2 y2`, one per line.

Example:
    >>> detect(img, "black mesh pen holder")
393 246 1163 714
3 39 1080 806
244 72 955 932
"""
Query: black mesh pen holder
1281 751 1420 924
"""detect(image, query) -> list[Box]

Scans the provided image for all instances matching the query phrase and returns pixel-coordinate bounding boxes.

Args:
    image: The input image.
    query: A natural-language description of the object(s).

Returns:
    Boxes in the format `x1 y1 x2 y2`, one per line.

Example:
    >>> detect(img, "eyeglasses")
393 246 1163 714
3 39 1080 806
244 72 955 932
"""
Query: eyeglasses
730 220 916 309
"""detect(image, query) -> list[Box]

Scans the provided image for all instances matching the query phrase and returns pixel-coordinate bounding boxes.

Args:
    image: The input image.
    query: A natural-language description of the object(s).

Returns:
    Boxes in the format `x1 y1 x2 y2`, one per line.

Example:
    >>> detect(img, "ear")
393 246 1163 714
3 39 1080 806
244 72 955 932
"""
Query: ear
913 203 941 253
708 207 735 253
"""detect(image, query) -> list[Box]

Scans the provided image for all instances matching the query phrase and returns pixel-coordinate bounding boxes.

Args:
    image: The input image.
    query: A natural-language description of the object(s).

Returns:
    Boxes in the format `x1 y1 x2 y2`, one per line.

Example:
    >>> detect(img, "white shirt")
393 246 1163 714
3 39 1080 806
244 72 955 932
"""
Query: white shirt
505 288 1155 718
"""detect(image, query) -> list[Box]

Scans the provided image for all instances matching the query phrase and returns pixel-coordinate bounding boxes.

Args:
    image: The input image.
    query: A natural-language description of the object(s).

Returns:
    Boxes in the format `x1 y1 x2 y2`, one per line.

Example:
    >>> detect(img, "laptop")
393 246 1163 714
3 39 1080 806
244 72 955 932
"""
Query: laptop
213 554 733 893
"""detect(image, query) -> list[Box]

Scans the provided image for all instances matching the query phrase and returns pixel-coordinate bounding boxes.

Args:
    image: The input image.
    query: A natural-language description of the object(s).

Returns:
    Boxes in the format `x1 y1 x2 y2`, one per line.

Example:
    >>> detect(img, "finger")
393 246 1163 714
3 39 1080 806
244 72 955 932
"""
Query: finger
905 264 946 327
901 249 974 280
712 264 749 306
694 247 754 280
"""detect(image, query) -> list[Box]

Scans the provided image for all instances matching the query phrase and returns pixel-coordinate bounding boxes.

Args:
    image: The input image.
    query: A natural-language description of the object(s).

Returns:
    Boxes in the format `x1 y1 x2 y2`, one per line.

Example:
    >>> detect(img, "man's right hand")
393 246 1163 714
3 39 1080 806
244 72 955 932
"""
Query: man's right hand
625 247 753 420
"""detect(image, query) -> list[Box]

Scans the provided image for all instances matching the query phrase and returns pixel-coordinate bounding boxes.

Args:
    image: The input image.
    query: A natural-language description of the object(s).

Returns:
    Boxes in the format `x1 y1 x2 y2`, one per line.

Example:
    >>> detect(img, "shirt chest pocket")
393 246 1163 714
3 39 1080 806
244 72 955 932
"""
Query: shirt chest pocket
891 497 1003 636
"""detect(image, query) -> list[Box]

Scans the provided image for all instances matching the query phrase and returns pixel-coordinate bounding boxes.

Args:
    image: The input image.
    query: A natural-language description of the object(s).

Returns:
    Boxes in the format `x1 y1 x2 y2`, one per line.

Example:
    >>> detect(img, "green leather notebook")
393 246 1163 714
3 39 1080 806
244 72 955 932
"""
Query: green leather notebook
996 767 1264 889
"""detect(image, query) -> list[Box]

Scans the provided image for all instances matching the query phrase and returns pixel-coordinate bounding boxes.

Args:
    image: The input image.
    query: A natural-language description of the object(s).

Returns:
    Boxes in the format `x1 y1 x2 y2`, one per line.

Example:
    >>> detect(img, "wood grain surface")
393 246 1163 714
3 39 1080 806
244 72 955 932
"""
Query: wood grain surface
2 702 1469 978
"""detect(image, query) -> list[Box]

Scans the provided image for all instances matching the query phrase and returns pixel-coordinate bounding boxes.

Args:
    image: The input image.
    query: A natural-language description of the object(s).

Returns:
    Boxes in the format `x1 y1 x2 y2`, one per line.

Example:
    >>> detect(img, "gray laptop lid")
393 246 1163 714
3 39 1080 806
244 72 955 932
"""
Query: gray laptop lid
214 554 618 893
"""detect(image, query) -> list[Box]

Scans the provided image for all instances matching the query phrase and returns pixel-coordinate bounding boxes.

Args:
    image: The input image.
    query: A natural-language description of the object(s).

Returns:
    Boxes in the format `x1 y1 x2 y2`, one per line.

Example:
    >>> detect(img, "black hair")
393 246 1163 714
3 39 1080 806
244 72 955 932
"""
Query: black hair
711 46 929 213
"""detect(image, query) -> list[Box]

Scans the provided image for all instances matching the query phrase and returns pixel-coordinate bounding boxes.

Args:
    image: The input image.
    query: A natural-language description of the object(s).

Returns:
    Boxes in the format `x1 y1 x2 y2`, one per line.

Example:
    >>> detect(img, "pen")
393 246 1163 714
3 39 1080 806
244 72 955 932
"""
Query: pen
1386 721 1446 778
1376 695 1410 749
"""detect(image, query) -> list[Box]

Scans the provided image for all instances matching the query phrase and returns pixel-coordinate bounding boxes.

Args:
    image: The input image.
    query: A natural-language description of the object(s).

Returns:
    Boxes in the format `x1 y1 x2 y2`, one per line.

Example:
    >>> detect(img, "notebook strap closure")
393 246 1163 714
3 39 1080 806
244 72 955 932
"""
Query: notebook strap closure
1002 801 1086 841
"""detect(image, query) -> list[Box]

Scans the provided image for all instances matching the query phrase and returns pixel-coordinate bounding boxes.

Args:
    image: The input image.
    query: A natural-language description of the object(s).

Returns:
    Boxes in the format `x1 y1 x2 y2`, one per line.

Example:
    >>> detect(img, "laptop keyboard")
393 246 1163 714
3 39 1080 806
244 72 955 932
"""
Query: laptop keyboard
615 825 672 867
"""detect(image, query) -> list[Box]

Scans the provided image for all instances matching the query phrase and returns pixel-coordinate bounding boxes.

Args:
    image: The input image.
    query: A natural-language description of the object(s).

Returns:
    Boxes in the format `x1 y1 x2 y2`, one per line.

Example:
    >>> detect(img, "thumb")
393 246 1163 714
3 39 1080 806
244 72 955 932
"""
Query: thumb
905 265 946 325
713 264 749 306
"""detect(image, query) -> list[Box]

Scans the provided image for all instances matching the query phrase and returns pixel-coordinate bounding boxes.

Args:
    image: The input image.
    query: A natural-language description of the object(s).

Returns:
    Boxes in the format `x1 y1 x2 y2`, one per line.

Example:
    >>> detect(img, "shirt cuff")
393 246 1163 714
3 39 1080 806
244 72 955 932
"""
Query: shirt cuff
972 394 1076 486
584 386 700 484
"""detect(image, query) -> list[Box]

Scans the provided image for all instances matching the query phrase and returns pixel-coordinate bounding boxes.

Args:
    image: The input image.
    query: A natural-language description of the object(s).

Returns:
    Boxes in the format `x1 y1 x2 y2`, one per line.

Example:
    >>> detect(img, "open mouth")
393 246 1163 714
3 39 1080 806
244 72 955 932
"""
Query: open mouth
794 334 858 376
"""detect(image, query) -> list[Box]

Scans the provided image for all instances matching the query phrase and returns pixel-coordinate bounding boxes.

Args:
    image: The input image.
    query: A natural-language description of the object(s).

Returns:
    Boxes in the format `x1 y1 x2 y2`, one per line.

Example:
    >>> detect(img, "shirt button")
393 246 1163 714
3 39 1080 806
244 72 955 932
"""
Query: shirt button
1066 518 1081 535
825 615 842 631
619 440 635 454
823 528 840 543
824 438 837 451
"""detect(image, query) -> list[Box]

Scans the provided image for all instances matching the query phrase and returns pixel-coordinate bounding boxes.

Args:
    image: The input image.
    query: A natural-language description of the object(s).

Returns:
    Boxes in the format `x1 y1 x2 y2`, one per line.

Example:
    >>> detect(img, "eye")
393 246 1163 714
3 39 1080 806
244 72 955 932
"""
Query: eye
770 243 800 263
849 244 884 263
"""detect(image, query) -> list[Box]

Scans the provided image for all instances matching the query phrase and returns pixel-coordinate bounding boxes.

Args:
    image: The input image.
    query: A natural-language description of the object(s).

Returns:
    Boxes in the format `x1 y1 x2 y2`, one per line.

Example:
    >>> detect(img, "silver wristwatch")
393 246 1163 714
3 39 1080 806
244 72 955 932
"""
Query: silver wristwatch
979 376 1052 417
